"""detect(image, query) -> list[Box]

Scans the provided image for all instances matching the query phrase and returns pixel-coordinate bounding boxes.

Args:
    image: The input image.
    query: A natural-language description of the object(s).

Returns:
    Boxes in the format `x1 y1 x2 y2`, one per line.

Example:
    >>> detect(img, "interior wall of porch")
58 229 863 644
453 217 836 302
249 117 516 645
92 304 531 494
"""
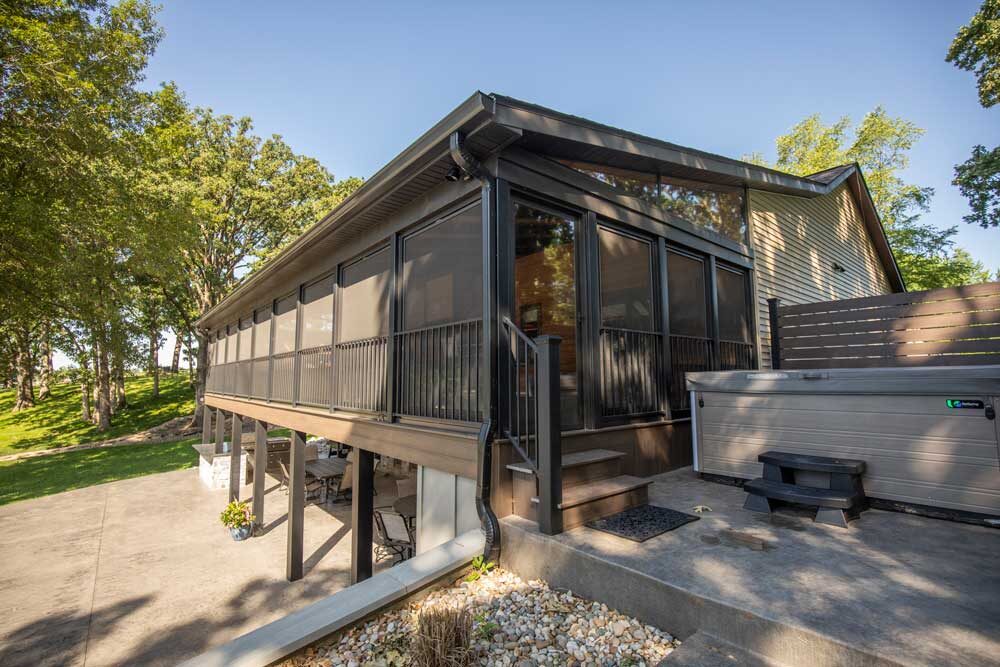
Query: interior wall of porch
415 466 479 554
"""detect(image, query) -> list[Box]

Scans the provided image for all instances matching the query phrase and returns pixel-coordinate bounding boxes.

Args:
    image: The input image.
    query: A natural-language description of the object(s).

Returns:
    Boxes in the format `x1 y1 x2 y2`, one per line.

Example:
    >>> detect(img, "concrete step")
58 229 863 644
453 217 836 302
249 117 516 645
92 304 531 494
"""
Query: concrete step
657 631 786 667
531 475 651 529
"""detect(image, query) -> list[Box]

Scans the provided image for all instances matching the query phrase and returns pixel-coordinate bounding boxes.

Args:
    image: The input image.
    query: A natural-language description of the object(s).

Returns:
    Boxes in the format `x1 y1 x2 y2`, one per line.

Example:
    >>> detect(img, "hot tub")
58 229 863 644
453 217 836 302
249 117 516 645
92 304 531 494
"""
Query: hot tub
687 365 1000 517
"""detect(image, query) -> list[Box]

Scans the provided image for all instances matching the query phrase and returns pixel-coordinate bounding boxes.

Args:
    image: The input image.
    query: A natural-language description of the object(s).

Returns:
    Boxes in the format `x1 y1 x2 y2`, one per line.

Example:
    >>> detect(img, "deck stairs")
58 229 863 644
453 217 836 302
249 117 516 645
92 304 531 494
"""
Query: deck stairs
507 448 651 530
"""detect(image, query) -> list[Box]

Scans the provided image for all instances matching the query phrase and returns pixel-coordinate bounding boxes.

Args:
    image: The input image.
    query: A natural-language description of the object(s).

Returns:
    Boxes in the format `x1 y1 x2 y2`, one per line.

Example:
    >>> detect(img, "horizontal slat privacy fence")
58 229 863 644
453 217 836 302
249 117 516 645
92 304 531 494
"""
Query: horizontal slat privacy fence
771 281 1000 369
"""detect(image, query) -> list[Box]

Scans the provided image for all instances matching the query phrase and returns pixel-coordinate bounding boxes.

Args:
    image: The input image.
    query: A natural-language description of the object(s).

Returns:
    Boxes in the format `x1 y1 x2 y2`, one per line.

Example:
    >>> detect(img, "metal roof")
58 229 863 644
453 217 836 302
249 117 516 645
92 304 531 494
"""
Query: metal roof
198 91 903 328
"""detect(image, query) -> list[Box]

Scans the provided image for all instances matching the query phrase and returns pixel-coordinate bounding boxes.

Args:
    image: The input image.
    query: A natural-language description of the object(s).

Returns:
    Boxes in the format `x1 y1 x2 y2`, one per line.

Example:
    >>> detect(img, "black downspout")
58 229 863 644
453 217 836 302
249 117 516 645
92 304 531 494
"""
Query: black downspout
451 130 500 562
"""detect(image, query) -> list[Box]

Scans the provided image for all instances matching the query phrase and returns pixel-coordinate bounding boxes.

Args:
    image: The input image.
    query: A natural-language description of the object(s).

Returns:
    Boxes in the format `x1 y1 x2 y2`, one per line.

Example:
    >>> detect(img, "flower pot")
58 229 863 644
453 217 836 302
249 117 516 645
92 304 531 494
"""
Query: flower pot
229 524 253 541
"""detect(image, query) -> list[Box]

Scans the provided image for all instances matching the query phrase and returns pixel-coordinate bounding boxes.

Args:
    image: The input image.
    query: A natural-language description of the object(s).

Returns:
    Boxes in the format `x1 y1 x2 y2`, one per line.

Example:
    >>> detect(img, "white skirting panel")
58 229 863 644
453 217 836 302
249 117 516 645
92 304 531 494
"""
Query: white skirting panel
415 466 479 554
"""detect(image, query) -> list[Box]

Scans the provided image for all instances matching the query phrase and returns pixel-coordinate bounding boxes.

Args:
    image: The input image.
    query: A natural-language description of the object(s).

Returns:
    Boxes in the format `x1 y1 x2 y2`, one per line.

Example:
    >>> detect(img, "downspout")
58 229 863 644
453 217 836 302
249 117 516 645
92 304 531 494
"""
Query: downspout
450 130 500 562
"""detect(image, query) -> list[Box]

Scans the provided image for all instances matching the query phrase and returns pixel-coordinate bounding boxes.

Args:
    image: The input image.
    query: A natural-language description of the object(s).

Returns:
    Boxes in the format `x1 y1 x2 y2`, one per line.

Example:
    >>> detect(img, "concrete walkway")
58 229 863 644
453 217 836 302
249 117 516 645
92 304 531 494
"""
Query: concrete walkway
0 467 393 666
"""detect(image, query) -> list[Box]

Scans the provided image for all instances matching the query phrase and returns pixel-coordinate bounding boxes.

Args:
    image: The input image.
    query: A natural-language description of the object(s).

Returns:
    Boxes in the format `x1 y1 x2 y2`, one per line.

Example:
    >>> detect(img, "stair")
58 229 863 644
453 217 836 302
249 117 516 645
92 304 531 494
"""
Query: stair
656 631 786 667
508 448 651 530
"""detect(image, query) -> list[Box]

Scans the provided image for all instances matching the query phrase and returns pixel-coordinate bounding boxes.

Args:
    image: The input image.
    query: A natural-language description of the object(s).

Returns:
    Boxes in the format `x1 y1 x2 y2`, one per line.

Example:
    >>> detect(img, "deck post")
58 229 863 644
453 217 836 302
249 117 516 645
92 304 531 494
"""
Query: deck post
536 335 563 535
229 413 243 502
201 403 213 444
214 408 225 449
252 420 267 532
767 297 782 369
286 430 306 581
351 447 375 584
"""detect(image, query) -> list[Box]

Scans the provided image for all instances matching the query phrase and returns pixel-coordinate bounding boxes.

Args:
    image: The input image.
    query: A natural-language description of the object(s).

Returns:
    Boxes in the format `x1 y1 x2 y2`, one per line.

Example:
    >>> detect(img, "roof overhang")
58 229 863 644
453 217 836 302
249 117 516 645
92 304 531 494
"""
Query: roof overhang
199 91 905 328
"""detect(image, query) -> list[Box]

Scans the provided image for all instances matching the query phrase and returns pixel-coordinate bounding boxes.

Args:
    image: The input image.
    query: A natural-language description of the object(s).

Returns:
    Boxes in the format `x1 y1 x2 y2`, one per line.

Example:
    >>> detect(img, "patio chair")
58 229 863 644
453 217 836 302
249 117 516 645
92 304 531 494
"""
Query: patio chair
328 460 378 503
374 507 415 563
278 461 325 502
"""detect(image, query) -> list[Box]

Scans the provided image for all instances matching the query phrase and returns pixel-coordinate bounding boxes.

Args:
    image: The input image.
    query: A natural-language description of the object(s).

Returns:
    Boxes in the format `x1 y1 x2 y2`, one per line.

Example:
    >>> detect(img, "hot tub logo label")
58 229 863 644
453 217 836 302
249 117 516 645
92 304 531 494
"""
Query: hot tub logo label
946 399 984 409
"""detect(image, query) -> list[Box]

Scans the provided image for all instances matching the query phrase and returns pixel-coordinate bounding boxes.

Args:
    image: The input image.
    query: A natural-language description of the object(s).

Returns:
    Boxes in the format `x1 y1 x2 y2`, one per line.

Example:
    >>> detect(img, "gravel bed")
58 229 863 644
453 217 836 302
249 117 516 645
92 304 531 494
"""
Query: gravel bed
282 568 677 667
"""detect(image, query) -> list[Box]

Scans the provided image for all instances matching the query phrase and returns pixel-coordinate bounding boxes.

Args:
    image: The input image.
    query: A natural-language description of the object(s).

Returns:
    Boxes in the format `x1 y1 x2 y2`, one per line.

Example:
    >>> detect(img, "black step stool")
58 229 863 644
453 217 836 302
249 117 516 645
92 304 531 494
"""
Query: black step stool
743 451 867 528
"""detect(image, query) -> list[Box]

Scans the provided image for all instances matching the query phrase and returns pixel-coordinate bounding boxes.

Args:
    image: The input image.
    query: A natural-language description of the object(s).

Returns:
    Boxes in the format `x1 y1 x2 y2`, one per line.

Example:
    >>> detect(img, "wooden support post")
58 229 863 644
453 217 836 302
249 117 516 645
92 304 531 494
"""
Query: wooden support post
201 404 213 444
767 297 782 370
252 420 267 531
214 408 225 449
351 447 375 584
286 430 306 581
536 335 563 536
229 413 243 502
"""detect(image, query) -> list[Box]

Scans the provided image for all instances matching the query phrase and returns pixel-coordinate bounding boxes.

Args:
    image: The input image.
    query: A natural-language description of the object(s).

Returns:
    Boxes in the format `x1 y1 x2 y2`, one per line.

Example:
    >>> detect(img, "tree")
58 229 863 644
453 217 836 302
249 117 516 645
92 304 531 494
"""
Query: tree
948 2 1000 230
746 108 989 289
947 0 1000 108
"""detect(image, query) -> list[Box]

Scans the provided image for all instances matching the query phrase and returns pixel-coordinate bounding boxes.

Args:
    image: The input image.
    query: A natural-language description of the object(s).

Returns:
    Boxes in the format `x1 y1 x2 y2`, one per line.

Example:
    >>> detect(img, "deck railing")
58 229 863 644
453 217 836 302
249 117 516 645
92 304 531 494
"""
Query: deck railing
333 336 388 414
270 352 295 403
501 317 562 535
599 327 662 417
250 358 269 399
719 340 754 371
395 318 482 422
668 335 713 411
298 345 332 408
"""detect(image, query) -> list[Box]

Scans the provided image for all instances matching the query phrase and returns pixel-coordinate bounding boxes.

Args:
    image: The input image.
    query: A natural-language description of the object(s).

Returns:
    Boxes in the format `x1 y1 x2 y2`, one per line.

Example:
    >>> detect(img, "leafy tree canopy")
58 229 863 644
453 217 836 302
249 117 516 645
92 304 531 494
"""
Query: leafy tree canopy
947 0 1000 108
953 144 1000 228
746 108 990 290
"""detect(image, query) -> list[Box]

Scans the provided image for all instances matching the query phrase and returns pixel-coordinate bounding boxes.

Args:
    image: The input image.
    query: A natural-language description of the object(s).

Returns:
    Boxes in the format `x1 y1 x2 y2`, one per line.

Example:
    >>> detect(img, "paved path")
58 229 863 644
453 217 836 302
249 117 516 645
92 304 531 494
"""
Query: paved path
0 468 393 666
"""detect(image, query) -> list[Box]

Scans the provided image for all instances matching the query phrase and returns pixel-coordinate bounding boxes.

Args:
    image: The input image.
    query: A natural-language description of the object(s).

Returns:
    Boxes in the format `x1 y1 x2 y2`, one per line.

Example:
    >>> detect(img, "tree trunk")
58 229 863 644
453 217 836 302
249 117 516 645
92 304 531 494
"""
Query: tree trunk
113 359 126 412
170 336 182 374
187 332 194 381
38 327 53 401
12 326 34 412
188 330 209 430
80 381 91 422
92 348 100 423
96 339 111 431
150 326 160 398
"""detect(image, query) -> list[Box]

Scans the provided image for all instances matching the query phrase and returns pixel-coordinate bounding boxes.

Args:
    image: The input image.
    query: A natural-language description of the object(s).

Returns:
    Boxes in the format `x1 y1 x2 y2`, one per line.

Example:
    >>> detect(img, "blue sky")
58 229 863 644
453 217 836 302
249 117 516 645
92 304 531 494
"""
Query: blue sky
144 0 997 268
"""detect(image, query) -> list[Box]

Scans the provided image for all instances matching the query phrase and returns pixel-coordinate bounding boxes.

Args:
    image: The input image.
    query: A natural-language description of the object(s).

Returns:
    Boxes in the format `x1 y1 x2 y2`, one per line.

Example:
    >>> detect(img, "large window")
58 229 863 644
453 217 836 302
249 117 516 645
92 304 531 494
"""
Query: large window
224 324 238 363
299 276 334 350
401 203 483 330
514 202 579 428
666 251 710 412
598 227 655 331
252 306 271 358
272 294 297 354
597 227 660 417
339 248 390 342
556 159 746 244
716 266 750 343
237 318 252 361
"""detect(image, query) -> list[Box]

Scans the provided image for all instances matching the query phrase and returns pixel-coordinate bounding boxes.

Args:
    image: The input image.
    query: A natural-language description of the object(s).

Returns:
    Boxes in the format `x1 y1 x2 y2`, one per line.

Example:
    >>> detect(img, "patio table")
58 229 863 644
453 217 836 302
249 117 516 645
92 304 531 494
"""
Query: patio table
305 458 348 499
393 494 417 527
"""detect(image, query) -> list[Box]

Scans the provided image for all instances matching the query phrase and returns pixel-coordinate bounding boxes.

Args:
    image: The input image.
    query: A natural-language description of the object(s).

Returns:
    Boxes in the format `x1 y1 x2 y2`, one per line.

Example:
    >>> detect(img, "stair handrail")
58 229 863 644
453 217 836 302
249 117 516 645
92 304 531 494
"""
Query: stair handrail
501 316 563 534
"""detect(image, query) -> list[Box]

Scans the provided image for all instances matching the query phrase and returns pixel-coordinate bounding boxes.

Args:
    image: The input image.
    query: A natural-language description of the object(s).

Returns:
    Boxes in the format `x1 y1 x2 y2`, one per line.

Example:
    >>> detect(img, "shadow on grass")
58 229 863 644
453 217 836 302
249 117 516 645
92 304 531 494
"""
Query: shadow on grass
0 374 195 455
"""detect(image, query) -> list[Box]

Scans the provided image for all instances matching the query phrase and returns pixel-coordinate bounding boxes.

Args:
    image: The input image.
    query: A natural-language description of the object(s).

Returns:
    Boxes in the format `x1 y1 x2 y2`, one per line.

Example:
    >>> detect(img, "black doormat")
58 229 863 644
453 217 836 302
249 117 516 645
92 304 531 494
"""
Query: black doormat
587 505 699 542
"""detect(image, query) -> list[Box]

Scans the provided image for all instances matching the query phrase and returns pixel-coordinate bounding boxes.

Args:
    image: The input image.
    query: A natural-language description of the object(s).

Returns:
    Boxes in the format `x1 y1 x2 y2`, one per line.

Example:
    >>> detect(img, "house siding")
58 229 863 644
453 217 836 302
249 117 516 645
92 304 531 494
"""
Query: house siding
749 183 893 368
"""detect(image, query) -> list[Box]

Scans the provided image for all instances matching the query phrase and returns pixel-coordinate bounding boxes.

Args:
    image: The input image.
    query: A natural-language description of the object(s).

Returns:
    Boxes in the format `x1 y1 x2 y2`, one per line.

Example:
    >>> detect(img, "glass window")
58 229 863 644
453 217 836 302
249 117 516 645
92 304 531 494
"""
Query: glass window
514 202 579 428
224 324 238 363
555 159 746 243
598 228 655 331
402 203 483 330
253 307 271 358
273 294 297 354
299 276 334 349
667 251 708 338
237 318 252 361
339 247 390 341
716 266 750 342
556 159 658 202
658 176 745 244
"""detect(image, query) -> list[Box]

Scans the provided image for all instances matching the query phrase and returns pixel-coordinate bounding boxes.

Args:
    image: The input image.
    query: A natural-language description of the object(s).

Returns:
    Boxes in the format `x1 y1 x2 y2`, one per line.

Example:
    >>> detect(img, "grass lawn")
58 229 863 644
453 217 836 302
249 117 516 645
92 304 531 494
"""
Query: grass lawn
0 373 195 456
0 436 200 506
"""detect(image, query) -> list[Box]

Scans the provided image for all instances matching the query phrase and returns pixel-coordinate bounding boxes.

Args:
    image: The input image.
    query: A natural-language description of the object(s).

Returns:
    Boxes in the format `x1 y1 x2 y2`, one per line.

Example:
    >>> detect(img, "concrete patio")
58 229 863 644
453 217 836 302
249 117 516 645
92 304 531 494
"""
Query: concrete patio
0 466 397 667
503 467 1000 667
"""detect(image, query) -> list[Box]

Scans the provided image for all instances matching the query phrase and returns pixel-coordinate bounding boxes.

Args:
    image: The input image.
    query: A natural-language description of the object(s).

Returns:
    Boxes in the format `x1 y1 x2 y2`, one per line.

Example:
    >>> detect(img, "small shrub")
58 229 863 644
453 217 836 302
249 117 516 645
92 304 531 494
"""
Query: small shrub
463 555 496 582
220 500 254 529
472 612 499 640
411 602 474 667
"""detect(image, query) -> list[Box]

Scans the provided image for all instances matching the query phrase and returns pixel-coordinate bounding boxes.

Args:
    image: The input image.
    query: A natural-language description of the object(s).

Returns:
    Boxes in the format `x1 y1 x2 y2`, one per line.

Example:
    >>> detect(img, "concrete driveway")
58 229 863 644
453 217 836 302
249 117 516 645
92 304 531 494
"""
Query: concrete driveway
0 466 392 666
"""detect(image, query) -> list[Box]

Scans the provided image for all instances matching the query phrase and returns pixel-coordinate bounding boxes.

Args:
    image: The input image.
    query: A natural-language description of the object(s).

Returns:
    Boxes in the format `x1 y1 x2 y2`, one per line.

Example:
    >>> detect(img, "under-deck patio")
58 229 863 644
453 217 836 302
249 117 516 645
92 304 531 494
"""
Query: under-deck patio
501 467 1000 667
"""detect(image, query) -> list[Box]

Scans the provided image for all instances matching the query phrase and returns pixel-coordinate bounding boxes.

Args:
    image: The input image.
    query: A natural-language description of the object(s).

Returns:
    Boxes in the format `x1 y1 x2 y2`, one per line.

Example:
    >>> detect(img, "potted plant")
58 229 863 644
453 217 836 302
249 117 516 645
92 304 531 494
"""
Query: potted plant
220 500 255 541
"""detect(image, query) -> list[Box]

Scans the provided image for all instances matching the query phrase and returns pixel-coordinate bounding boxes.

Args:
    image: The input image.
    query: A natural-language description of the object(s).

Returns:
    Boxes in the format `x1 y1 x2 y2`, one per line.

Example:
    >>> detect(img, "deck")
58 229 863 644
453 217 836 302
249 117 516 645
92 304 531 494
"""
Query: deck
501 467 1000 667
